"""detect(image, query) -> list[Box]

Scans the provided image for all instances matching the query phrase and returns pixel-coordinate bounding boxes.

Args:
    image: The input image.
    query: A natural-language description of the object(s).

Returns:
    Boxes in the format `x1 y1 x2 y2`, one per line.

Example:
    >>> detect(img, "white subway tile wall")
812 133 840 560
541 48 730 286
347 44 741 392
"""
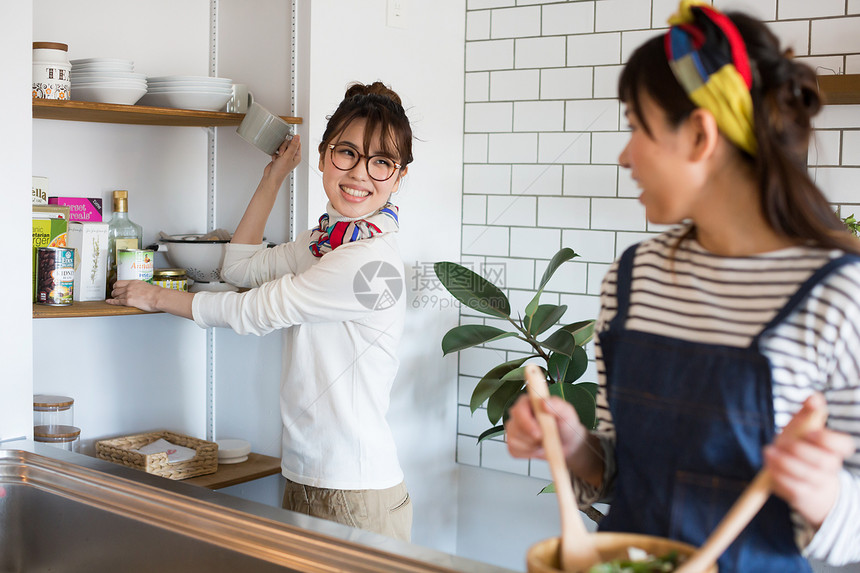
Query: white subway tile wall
456 0 860 478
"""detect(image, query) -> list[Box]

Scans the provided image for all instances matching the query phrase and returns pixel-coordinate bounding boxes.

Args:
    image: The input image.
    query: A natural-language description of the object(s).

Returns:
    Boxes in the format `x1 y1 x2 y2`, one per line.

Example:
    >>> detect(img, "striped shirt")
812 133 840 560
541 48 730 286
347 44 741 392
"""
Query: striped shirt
581 225 860 566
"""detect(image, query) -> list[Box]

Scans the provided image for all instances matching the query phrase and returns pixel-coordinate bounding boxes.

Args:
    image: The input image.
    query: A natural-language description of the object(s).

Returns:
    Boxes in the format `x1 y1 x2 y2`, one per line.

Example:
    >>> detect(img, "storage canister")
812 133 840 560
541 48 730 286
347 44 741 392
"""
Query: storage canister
33 394 74 427
152 268 188 291
34 425 81 453
32 42 71 100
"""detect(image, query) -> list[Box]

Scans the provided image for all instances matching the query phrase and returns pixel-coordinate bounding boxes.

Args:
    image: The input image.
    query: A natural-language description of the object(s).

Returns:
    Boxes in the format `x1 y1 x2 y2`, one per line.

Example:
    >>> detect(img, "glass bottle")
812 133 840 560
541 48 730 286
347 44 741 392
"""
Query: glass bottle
107 190 143 287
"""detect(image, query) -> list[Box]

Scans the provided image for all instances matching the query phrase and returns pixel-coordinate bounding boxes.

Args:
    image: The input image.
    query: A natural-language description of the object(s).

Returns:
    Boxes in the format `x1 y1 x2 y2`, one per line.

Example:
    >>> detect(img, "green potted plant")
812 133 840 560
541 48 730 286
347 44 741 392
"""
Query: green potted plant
434 247 603 520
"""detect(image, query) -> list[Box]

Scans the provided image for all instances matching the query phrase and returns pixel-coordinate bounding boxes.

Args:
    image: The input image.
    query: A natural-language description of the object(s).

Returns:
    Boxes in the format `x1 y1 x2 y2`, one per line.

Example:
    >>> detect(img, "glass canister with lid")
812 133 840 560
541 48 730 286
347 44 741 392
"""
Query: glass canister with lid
32 42 71 100
33 394 74 427
34 425 81 453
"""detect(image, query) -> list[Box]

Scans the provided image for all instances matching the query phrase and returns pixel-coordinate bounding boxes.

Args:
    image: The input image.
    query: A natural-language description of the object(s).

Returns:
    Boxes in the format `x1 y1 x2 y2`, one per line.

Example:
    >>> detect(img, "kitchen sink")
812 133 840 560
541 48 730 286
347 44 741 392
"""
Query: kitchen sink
0 443 513 573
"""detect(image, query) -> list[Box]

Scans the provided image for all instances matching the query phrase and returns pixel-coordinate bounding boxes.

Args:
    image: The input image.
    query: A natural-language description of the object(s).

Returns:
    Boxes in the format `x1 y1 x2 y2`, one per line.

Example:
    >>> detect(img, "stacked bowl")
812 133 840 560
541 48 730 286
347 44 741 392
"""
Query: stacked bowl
138 76 233 111
70 58 147 105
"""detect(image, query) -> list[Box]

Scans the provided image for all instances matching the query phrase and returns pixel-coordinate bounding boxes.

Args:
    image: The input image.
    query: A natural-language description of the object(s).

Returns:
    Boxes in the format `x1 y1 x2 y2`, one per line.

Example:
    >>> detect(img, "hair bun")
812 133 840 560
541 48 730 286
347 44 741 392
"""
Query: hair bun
343 81 403 106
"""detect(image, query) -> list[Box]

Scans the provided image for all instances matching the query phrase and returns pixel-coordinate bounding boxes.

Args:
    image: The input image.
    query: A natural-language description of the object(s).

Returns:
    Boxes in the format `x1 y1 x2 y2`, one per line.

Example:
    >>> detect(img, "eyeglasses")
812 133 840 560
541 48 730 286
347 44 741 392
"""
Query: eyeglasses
327 143 401 182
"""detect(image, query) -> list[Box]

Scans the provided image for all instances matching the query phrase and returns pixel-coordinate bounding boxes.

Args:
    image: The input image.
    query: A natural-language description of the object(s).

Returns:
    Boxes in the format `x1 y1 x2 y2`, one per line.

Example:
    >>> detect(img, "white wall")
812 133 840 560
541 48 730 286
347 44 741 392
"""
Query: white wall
0 1 34 444
455 1 860 572
294 0 466 554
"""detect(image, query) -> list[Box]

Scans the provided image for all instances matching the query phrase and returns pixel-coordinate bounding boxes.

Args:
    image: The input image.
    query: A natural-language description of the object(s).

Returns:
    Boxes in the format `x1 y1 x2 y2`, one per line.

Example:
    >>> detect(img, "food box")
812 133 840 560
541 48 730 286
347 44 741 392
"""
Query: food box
48 196 104 222
32 205 70 301
67 221 109 301
32 176 48 205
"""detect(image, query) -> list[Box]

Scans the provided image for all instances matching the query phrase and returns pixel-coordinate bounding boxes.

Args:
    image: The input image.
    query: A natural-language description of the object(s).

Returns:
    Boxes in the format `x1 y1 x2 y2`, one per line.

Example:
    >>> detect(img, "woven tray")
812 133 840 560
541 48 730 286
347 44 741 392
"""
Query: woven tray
96 430 218 480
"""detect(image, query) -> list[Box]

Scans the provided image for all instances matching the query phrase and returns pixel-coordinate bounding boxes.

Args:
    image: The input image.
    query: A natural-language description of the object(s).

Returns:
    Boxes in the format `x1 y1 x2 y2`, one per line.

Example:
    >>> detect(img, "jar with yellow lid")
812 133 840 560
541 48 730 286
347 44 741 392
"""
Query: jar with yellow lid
152 268 188 291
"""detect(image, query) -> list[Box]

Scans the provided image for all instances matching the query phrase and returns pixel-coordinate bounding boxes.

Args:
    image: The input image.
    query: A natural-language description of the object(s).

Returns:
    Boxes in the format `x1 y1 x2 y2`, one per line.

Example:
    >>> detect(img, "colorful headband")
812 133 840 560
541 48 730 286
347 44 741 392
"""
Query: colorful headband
665 0 757 155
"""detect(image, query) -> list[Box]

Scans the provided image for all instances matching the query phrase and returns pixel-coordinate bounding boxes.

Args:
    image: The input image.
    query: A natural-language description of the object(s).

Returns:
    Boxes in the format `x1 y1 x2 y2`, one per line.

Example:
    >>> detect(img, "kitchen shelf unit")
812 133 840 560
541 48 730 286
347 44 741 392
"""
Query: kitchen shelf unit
31 99 303 320
33 98 302 126
182 452 281 489
818 74 860 105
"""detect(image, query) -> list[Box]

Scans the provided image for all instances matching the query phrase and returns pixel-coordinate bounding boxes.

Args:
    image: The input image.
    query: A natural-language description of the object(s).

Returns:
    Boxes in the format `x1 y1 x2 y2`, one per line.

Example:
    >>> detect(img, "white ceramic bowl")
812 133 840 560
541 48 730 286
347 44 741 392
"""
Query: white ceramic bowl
146 83 232 92
146 85 231 94
147 75 231 85
72 80 147 89
159 235 228 282
137 90 232 111
71 84 147 105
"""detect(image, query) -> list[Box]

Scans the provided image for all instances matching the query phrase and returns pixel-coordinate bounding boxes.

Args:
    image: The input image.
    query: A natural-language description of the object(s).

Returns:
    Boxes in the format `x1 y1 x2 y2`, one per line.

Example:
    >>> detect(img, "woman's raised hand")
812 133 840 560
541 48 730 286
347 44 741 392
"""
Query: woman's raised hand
264 133 302 185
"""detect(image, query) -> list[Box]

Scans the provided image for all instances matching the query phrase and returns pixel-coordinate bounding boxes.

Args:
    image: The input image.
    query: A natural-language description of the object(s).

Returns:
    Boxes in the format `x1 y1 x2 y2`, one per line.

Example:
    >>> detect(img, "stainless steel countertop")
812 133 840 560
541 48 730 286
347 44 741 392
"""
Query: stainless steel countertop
0 441 518 573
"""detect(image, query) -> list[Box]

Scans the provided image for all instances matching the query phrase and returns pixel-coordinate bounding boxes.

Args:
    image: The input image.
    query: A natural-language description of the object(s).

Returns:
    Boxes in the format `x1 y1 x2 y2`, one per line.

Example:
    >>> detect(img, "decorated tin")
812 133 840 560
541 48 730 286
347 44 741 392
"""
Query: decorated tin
32 42 71 100
117 249 154 282
36 247 74 305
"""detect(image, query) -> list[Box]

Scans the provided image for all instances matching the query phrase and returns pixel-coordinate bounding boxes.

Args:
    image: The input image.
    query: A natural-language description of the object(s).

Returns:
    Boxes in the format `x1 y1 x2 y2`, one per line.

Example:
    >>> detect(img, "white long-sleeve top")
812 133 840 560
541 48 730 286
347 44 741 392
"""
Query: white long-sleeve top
191 230 406 490
576 226 860 567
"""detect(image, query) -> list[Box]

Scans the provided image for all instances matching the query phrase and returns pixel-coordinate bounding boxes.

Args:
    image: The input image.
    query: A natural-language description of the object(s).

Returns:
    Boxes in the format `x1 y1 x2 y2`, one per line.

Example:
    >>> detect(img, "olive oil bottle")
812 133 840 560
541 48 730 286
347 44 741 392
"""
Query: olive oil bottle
106 190 143 288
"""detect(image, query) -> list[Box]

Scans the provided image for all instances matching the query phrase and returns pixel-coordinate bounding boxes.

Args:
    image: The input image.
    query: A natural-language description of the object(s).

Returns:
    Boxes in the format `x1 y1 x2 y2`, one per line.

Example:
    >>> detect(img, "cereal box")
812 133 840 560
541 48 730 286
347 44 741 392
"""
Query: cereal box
48 196 104 222
67 221 109 301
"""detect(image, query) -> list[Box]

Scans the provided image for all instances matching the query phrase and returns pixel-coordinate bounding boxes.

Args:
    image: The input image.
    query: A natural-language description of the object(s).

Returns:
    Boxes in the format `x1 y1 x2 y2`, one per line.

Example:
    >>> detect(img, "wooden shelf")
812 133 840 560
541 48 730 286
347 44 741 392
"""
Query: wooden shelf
33 300 160 319
33 99 302 127
818 74 860 105
182 452 281 489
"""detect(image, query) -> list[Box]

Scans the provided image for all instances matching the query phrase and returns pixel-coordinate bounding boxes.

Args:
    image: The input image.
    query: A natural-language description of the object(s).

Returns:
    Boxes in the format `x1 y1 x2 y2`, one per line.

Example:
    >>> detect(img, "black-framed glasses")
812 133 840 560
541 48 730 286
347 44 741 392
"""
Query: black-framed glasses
327 143 401 182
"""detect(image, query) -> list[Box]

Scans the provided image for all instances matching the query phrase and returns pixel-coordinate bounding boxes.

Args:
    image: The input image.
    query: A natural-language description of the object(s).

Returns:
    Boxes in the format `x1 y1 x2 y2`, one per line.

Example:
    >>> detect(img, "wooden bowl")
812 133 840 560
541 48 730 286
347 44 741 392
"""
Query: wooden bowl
526 532 717 573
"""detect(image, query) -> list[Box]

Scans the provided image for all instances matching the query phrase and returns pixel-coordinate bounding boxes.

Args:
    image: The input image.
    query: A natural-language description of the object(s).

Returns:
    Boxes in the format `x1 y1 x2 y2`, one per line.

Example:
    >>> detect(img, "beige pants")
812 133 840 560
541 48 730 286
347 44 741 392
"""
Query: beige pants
282 479 412 542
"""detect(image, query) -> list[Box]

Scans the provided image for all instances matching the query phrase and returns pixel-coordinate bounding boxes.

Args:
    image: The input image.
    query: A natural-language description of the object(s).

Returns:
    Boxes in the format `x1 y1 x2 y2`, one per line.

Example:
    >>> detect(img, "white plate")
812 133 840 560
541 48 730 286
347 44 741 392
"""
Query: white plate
147 75 231 84
71 57 134 66
146 82 231 90
72 84 146 105
72 71 146 80
218 455 248 465
137 90 232 111
73 81 148 90
216 438 251 459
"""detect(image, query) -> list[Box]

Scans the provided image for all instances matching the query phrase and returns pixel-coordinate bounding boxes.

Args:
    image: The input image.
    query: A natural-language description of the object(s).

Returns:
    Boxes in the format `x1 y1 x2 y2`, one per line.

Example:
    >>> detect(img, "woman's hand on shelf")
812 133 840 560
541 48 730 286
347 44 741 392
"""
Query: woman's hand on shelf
107 280 194 319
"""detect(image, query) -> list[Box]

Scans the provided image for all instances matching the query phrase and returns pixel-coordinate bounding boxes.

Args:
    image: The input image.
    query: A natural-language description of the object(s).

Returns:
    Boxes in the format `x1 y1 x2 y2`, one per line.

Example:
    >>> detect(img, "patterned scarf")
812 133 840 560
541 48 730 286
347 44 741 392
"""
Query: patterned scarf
665 0 756 155
308 202 399 257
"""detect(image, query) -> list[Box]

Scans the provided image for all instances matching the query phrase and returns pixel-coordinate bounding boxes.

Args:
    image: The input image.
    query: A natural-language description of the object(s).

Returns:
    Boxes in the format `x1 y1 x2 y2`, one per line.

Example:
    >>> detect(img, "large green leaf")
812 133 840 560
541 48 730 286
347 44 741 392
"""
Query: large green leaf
487 378 525 425
476 425 505 444
546 352 570 384
434 261 511 318
524 304 568 336
540 329 576 357
470 357 530 413
561 319 596 347
565 345 589 382
549 382 598 430
524 248 579 319
441 325 518 355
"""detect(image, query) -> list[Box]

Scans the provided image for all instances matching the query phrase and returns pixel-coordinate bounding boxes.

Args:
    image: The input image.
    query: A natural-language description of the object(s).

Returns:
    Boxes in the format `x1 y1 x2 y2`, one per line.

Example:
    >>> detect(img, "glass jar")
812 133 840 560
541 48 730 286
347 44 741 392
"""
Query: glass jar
33 394 74 427
152 268 188 291
34 425 81 453
32 42 71 100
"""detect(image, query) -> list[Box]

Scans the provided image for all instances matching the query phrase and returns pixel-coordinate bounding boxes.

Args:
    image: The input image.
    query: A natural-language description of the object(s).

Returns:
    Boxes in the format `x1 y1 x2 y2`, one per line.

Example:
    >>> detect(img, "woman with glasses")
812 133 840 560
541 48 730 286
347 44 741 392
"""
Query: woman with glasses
108 81 415 541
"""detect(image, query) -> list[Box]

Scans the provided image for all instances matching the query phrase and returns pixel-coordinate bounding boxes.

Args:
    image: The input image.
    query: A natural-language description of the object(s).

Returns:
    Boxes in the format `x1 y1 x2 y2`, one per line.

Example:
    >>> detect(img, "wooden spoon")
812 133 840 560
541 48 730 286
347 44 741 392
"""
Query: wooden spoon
524 363 602 572
676 396 829 573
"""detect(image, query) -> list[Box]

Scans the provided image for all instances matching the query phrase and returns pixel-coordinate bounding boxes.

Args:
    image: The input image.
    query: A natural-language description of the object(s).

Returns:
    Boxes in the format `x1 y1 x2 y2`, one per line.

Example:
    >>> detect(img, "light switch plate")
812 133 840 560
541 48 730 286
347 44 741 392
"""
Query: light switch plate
387 0 406 29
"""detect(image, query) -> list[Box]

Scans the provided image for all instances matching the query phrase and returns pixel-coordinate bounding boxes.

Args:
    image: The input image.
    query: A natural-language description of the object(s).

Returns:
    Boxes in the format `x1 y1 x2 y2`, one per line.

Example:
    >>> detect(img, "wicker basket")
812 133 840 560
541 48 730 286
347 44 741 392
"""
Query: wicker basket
96 430 218 480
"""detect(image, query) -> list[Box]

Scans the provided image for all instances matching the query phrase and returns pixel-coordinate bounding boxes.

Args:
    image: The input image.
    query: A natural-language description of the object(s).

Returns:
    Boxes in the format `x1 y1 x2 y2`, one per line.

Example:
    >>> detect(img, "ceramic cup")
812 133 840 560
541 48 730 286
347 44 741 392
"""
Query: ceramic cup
236 102 293 155
225 83 255 113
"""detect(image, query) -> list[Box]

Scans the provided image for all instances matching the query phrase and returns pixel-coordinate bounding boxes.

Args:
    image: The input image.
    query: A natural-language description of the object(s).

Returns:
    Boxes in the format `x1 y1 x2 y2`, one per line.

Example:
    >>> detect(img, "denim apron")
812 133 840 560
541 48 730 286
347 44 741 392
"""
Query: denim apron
598 245 857 572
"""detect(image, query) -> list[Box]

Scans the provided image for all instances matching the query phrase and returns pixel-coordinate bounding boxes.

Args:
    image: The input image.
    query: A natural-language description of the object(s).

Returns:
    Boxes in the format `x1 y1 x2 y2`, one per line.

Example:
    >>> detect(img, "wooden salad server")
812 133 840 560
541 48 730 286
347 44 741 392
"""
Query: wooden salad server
524 363 602 572
676 396 829 573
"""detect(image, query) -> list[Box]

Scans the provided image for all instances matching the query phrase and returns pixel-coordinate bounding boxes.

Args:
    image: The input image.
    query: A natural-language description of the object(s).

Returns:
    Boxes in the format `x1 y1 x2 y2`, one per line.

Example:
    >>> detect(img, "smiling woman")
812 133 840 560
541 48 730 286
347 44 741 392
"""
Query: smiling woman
107 81 417 541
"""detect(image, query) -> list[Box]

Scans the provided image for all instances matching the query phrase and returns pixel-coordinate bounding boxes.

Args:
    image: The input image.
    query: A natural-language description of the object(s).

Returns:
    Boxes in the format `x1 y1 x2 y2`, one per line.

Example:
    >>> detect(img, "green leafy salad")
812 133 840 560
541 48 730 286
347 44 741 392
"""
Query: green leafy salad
586 548 684 572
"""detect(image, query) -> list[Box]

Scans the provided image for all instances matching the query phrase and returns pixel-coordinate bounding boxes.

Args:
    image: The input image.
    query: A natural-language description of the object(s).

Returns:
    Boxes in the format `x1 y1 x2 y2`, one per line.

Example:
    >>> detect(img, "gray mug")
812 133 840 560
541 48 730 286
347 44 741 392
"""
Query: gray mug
236 102 292 155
